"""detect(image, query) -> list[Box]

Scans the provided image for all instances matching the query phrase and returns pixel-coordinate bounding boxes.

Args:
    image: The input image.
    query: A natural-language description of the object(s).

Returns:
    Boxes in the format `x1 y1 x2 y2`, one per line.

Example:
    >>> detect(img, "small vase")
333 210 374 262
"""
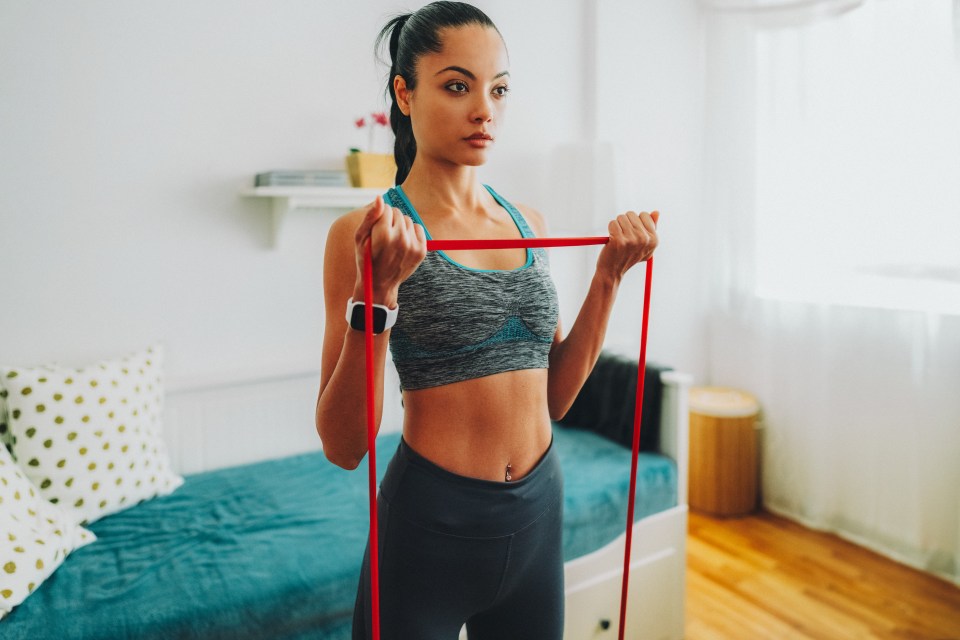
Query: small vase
345 152 397 188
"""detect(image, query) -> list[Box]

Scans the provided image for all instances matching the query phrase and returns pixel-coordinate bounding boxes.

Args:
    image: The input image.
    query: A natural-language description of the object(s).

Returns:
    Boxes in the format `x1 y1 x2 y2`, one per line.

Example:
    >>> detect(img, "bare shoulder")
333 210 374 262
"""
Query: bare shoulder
514 202 550 237
323 203 374 293
325 201 379 259
328 205 369 244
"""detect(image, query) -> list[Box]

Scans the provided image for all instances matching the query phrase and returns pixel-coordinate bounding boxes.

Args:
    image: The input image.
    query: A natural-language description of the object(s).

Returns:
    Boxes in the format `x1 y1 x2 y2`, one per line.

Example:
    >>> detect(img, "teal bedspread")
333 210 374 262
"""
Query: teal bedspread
2 425 676 639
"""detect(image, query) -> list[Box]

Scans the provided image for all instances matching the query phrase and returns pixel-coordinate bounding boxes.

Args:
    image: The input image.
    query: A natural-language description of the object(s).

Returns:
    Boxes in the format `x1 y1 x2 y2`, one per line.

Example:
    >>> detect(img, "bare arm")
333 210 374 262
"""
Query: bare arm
546 268 621 420
315 197 426 469
519 205 659 420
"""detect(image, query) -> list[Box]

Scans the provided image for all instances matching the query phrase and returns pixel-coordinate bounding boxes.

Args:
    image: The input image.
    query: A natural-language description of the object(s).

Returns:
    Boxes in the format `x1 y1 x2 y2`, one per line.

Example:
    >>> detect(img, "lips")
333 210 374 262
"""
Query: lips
466 133 493 141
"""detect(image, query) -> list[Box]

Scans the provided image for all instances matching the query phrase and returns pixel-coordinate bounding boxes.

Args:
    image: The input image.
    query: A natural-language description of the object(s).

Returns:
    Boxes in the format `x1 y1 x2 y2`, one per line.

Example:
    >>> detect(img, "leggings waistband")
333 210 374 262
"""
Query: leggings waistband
380 437 563 539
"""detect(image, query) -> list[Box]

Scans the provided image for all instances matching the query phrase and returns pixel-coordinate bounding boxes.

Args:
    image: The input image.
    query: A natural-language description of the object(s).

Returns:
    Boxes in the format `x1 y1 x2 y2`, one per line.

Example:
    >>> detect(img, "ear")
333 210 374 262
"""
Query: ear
394 75 412 116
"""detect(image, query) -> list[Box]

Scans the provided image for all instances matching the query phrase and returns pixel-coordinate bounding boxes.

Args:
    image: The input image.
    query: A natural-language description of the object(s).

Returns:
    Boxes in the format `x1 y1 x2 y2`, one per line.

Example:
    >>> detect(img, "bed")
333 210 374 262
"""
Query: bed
1 353 689 639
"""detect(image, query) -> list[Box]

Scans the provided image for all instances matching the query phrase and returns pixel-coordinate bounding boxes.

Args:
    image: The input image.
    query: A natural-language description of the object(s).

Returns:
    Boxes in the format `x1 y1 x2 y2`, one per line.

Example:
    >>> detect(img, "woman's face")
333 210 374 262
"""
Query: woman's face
396 25 510 170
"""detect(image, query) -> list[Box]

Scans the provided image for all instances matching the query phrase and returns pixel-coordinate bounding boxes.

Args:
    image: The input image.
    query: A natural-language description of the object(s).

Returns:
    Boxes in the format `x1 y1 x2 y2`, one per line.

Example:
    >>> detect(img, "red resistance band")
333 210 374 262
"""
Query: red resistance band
362 236 653 640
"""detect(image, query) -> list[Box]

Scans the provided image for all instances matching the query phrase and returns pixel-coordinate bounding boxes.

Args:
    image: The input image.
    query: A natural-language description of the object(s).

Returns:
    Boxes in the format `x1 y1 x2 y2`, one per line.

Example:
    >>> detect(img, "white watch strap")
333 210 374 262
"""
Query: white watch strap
345 297 399 332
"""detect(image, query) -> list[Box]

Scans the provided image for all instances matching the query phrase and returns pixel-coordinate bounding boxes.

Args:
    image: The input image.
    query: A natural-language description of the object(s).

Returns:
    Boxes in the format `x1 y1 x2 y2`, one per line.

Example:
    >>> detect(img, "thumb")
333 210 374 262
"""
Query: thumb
651 211 660 226
355 196 385 242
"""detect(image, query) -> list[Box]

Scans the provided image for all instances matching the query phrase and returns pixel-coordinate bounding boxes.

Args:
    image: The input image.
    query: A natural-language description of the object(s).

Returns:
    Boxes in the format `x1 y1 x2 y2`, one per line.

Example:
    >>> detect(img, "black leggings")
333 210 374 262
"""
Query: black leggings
352 437 565 640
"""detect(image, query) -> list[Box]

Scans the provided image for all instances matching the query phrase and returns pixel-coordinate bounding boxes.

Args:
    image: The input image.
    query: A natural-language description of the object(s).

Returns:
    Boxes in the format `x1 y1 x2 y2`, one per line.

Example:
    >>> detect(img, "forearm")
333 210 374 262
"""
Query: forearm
547 269 620 419
316 329 390 469
315 284 396 469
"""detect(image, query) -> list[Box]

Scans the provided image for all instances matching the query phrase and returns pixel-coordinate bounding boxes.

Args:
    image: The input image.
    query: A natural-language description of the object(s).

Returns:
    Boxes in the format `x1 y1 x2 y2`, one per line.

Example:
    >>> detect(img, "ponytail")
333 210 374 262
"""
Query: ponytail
376 15 416 185
374 2 500 185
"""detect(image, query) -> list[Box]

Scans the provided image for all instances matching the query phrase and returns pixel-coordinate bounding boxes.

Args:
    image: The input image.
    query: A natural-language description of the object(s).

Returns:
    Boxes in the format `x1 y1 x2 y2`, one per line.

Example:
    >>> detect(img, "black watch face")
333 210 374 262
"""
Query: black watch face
350 305 387 334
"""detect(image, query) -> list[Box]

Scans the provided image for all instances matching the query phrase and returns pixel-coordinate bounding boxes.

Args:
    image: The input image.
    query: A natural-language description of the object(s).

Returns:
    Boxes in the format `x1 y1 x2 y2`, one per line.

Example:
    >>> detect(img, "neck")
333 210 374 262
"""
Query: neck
400 159 489 217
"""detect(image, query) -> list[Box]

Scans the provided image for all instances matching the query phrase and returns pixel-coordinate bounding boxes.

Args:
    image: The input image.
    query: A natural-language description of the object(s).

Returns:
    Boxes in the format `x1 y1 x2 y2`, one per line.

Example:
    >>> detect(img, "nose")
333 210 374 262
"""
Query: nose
471 93 493 124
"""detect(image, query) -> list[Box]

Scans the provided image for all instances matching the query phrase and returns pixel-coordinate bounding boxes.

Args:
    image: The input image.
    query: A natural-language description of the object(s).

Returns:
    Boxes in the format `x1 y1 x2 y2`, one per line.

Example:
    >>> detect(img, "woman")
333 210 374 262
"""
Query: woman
315 2 658 638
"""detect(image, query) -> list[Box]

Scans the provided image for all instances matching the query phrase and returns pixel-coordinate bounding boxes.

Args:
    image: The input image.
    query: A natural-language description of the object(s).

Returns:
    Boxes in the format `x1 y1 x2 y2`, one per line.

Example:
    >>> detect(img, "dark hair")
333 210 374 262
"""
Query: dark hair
376 2 501 185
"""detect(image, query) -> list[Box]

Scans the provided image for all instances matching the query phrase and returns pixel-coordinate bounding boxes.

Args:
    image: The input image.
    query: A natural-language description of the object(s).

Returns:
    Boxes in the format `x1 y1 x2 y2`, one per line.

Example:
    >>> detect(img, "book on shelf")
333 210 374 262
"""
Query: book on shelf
255 170 350 187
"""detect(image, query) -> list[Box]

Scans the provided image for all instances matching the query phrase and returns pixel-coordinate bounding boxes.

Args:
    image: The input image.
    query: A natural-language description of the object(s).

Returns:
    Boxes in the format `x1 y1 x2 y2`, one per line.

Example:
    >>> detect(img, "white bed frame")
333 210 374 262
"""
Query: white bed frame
163 367 691 640
559 370 690 640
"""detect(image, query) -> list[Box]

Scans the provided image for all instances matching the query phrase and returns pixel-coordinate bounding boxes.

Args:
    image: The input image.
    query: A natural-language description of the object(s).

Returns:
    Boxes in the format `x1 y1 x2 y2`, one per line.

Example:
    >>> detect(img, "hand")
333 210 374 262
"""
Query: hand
595 210 659 283
353 196 427 305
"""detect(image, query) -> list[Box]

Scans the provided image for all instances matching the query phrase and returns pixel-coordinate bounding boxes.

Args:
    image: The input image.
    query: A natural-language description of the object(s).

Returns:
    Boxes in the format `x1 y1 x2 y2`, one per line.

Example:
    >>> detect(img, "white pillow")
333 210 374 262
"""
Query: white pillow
1 364 55 454
0 442 96 619
0 345 183 525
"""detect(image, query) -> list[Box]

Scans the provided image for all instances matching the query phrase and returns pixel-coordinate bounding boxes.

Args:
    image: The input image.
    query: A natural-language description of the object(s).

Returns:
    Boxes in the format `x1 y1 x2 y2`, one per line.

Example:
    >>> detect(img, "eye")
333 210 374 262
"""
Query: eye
446 81 468 93
493 85 510 98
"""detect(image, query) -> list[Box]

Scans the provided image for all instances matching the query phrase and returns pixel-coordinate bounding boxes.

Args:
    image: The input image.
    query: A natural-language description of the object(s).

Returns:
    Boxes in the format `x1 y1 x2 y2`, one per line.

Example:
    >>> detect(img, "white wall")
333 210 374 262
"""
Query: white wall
0 1 395 385
593 0 707 378
0 1 707 467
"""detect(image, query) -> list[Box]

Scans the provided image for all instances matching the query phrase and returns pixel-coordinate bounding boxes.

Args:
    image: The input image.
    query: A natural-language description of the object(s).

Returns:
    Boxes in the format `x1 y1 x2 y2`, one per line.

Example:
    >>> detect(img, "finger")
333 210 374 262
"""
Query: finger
355 196 385 242
618 213 640 240
406 219 426 263
368 217 392 260
640 212 659 256
608 218 623 238
371 195 388 222
399 214 414 246
406 217 424 254
374 205 401 244
411 221 427 255
389 206 404 229
413 221 427 246
625 211 645 235
639 211 658 234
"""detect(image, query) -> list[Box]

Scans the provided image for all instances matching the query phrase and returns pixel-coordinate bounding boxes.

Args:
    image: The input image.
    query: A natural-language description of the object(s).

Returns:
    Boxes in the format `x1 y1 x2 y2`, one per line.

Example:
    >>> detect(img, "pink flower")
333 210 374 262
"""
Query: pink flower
353 111 393 152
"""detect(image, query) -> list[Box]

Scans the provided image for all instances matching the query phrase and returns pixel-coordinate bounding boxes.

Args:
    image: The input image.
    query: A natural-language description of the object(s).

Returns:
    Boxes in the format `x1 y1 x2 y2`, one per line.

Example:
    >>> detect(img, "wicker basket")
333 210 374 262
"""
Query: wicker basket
345 152 396 188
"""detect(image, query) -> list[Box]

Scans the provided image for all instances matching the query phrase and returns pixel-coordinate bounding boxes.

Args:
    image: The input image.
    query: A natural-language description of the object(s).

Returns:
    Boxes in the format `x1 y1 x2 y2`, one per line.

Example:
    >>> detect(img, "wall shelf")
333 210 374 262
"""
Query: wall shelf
240 186 384 248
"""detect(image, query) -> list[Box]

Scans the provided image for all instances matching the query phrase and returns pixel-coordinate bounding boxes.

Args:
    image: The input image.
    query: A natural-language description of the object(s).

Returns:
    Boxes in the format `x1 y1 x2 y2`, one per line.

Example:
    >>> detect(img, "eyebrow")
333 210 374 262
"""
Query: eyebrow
434 65 510 81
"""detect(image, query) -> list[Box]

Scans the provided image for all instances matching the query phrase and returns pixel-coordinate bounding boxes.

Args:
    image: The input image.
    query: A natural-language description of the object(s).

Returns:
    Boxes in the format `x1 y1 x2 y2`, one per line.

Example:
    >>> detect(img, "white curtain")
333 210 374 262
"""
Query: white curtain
703 0 960 584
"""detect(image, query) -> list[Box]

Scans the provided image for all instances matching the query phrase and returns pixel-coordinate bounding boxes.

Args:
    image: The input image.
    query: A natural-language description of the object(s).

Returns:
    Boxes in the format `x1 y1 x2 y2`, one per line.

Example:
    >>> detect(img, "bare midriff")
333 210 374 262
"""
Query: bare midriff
401 368 552 483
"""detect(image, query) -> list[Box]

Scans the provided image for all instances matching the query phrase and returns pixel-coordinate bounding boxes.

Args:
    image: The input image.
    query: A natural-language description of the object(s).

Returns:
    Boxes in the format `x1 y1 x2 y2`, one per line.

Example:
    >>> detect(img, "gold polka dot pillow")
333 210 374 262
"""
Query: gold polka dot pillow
1 392 10 453
0 345 183 526
0 441 96 619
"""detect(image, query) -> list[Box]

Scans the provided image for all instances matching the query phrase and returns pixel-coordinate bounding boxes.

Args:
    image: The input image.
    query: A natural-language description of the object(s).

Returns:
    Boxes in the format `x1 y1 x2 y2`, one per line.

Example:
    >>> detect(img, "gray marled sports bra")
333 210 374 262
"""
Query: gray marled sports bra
384 185 560 391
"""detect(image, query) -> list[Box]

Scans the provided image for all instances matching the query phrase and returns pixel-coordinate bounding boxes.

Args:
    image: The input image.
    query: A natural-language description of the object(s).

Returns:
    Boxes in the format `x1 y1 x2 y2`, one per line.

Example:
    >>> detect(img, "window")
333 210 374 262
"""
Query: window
752 1 960 313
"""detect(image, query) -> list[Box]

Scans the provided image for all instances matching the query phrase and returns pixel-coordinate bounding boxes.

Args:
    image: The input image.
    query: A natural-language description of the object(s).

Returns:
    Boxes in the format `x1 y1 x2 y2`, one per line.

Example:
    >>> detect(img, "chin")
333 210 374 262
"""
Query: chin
460 151 491 167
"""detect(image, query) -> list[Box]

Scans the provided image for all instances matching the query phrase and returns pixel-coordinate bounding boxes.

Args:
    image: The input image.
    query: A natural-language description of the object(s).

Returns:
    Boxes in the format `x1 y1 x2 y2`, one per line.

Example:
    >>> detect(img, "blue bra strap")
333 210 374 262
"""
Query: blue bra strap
483 185 536 239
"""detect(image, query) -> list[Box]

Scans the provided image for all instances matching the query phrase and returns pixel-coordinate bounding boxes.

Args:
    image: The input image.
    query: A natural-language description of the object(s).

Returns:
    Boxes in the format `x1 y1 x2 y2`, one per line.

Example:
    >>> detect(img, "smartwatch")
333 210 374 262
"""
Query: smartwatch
345 298 398 335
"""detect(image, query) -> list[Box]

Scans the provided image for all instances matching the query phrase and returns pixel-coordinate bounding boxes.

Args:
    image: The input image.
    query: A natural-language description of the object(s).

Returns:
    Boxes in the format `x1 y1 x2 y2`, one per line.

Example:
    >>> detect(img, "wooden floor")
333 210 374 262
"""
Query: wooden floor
686 510 960 640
